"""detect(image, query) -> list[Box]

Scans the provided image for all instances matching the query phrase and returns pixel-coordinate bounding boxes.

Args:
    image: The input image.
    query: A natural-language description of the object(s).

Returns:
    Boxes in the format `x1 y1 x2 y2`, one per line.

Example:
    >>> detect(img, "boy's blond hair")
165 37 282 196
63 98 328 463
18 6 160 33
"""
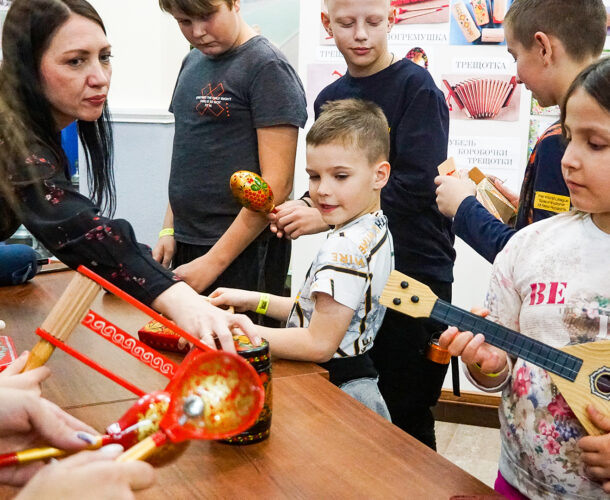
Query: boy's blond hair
505 0 606 60
158 0 233 16
307 99 390 164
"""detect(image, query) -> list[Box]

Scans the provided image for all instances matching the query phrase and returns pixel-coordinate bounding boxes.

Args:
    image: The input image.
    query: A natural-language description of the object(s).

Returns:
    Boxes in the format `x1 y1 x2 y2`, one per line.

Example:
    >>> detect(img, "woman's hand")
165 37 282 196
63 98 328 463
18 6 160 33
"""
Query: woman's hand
579 405 610 492
152 235 176 269
209 288 259 313
0 352 50 394
152 282 260 352
434 172 477 218
15 445 155 499
0 389 99 486
268 200 329 240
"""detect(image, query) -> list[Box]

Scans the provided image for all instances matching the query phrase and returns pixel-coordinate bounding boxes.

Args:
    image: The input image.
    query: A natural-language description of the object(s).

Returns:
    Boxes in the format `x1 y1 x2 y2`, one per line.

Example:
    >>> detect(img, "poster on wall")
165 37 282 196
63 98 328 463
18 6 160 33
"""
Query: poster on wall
449 0 512 45
442 73 520 121
392 0 449 25
308 0 527 191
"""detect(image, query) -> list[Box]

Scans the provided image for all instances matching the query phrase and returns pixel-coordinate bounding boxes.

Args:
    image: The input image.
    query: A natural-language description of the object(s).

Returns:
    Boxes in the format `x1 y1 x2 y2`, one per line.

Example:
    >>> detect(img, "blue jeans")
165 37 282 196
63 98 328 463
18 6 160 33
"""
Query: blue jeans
340 377 391 421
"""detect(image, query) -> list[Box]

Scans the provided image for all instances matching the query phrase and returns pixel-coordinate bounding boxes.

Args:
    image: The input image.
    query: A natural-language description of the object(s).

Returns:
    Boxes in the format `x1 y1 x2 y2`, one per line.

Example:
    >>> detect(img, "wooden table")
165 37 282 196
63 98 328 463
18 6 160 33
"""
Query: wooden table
0 271 495 498
0 271 327 409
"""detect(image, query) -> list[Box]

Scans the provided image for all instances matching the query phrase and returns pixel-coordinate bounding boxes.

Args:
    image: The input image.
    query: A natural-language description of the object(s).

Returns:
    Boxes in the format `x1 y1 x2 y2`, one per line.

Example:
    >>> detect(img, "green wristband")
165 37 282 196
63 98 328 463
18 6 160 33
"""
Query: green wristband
255 293 270 315
472 362 507 378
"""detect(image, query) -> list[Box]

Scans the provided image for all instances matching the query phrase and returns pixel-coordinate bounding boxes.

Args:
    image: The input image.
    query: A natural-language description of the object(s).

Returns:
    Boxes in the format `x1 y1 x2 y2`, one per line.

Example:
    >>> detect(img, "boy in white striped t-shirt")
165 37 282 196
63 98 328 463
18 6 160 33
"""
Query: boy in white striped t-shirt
211 99 394 418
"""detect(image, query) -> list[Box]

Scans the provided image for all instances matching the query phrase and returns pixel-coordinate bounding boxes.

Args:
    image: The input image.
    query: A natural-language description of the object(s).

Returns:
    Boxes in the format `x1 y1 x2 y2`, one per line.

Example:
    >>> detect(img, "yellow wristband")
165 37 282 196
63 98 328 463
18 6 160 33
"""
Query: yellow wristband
159 228 174 238
472 362 507 378
255 293 270 315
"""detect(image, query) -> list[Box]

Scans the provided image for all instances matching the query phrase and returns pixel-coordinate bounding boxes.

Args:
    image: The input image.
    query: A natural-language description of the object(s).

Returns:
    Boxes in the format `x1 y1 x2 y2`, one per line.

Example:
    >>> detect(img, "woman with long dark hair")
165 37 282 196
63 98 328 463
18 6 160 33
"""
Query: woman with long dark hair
0 0 256 351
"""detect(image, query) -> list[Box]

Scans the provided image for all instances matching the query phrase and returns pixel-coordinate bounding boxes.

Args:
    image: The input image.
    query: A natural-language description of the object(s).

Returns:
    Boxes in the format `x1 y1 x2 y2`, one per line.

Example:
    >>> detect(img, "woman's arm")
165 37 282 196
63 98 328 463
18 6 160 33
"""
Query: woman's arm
173 125 298 292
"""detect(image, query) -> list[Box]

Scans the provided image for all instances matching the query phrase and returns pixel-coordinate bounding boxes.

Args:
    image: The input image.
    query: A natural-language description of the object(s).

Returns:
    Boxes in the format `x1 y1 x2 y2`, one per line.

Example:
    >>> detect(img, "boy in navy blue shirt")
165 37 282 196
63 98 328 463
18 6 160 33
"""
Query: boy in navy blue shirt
434 0 607 264
270 0 454 449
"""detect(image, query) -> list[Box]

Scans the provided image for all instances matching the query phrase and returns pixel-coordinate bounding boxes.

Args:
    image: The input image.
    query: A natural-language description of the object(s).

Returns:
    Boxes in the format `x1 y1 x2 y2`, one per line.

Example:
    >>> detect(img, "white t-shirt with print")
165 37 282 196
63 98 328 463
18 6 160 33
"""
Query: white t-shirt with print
286 211 394 357
484 212 610 499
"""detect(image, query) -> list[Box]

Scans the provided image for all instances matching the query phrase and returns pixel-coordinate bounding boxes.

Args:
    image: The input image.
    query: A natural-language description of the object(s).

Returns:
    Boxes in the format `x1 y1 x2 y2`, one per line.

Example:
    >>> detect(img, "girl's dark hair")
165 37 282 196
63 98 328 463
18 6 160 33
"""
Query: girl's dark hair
561 57 610 130
0 0 115 215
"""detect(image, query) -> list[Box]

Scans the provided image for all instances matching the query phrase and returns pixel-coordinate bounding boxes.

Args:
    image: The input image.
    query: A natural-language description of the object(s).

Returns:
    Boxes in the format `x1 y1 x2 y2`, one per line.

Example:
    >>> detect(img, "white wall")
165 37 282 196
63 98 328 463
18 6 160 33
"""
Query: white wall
89 0 187 118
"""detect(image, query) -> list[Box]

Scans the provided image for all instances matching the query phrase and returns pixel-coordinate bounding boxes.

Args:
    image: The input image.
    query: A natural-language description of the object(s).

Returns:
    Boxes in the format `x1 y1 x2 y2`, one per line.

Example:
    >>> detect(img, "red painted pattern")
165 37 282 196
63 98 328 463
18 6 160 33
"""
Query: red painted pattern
82 310 177 378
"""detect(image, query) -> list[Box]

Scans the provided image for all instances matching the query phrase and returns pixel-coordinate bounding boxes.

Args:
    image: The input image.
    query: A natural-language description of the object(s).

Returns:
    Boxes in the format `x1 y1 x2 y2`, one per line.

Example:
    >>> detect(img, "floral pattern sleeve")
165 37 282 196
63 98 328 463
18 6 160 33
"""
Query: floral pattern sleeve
11 149 178 306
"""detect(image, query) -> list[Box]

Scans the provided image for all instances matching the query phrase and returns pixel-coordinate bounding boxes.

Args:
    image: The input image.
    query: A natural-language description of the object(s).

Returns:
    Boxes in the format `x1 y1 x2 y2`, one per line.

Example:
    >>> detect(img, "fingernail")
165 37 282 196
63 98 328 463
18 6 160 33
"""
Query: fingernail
76 432 98 445
99 444 124 456
254 336 262 346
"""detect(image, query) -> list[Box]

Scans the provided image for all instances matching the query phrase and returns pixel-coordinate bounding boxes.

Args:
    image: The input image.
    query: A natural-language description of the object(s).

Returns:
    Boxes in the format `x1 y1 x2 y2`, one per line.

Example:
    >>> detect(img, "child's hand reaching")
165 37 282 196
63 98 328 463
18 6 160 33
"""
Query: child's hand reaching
267 200 329 239
579 405 610 492
209 288 260 313
434 171 477 218
0 352 50 394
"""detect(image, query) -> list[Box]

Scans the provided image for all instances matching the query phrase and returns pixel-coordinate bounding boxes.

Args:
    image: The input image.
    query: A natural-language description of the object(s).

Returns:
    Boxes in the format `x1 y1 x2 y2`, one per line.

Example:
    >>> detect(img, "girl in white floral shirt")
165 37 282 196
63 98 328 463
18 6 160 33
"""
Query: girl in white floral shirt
439 57 610 500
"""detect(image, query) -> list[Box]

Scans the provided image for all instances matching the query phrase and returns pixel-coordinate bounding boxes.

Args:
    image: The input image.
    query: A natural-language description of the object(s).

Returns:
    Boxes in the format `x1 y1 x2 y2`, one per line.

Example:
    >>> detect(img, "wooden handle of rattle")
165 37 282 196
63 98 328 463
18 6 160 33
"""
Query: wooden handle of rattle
23 272 101 371
116 435 164 463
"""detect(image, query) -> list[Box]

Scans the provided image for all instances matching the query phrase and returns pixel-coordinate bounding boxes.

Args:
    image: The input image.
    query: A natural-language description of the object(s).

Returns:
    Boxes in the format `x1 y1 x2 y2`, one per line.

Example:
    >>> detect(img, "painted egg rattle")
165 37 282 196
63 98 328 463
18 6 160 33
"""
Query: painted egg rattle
230 170 276 214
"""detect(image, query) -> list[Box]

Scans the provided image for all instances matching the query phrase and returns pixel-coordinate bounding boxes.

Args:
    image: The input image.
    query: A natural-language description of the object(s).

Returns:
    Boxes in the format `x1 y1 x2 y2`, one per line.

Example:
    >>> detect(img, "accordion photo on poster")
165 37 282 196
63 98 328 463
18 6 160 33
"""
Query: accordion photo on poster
438 158 517 224
442 75 519 121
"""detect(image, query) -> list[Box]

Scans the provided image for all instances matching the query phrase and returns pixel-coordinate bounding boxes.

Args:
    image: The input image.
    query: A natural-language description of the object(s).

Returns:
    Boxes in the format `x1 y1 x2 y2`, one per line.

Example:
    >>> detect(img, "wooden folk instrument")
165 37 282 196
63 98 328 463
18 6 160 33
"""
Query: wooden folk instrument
380 270 610 436
21 265 233 379
23 272 101 371
230 170 277 214
117 348 265 462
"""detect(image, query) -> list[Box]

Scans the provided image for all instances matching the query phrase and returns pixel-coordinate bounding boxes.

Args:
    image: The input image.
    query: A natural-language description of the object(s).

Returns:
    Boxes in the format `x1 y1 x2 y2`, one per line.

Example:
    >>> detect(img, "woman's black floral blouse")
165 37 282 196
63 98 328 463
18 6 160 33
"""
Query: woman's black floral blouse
1 145 179 306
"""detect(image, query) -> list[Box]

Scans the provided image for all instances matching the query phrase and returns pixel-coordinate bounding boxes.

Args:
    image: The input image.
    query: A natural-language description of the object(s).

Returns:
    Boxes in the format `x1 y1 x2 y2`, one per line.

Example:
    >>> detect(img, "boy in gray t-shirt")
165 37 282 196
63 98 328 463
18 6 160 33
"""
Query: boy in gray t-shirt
154 0 307 317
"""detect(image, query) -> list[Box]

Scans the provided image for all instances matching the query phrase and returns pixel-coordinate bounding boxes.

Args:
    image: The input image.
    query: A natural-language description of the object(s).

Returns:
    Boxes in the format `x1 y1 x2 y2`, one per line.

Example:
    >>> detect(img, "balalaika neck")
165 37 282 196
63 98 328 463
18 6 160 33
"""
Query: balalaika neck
431 300 582 382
